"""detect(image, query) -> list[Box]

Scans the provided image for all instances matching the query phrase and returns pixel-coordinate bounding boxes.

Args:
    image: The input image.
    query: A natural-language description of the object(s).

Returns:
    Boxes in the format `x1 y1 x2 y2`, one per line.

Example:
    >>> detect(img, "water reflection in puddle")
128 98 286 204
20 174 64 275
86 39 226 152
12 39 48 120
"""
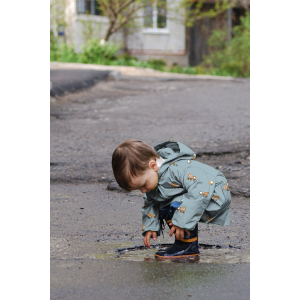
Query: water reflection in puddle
90 242 248 264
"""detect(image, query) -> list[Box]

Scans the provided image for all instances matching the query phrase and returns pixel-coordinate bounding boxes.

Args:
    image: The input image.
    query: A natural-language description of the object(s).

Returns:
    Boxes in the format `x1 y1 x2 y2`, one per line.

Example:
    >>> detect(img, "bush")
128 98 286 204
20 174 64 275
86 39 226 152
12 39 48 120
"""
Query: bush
200 12 250 77
146 58 166 70
113 53 139 66
81 39 119 64
50 30 58 54
169 65 197 75
118 53 138 62
50 42 79 62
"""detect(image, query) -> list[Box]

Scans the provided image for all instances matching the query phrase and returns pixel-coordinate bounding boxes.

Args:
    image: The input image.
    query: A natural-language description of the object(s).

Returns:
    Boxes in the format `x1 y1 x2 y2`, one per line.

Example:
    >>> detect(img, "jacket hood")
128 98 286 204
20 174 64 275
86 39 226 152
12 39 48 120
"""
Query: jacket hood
154 140 196 175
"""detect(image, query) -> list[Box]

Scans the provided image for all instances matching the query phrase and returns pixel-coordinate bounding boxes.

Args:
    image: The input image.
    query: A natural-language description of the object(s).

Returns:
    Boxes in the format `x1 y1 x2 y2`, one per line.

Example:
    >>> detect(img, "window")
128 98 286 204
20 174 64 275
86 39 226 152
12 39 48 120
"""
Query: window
144 0 168 32
78 0 102 16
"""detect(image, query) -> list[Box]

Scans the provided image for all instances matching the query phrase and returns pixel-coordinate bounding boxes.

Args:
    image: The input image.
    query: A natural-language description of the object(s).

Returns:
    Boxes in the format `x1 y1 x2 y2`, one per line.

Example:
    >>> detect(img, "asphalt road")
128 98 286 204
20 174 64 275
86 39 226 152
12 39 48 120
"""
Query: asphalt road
50 69 250 300
50 69 110 96
51 259 249 300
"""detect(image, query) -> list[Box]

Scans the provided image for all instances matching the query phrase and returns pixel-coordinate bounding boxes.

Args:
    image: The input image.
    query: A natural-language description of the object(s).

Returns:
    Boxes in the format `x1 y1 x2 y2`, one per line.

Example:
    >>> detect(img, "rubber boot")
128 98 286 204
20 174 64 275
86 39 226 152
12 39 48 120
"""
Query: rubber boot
155 223 200 259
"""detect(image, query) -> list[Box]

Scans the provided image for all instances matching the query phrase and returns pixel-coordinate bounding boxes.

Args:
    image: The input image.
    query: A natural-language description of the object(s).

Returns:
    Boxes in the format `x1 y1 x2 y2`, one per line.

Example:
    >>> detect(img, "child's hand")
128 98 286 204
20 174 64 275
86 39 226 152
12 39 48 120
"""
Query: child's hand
143 231 157 248
169 223 190 240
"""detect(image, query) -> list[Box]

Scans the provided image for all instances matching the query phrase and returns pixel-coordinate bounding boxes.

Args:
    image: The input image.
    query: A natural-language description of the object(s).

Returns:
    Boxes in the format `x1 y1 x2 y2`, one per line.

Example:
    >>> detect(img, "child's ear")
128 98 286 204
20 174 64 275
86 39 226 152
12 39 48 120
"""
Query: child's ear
149 160 158 172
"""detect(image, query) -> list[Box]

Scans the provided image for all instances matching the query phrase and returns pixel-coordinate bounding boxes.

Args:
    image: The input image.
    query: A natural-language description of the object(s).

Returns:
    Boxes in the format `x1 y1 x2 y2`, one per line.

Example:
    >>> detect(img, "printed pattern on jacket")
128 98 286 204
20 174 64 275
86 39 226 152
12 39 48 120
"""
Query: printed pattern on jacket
141 141 231 236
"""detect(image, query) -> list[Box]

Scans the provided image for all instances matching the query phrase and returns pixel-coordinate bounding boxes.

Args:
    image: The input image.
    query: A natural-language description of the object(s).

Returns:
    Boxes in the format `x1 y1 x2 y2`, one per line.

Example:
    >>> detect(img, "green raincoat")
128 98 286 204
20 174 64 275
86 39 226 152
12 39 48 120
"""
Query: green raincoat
141 141 231 236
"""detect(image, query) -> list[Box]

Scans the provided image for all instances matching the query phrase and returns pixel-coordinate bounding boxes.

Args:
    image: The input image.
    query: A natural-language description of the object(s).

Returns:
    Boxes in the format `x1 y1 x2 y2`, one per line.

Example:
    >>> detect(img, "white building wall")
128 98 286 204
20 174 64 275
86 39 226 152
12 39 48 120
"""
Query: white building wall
126 0 188 66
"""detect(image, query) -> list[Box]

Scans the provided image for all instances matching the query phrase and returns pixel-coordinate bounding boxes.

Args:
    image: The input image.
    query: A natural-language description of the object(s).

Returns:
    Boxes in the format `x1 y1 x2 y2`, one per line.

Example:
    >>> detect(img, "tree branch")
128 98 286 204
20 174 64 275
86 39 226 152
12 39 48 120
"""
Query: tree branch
112 2 146 33
116 0 137 15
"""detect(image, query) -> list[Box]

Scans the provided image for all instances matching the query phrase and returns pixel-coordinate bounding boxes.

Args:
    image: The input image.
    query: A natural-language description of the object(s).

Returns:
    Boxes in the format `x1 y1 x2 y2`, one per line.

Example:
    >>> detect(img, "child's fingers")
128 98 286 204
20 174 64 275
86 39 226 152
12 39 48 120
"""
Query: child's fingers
146 235 150 248
144 233 150 248
177 229 184 240
180 230 185 239
169 226 175 237
185 230 190 236
152 232 157 241
144 232 157 248
175 228 186 240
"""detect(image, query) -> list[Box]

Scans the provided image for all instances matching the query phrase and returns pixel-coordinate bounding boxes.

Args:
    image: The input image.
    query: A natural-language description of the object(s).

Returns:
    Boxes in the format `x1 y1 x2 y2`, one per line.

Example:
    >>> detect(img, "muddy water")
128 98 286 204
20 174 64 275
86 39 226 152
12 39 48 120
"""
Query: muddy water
89 241 249 264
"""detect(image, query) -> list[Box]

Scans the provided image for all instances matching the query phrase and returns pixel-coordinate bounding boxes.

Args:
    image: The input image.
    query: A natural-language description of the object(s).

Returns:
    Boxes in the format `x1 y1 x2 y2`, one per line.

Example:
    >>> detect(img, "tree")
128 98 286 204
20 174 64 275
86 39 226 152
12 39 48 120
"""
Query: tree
237 0 250 12
178 0 238 28
97 0 239 42
50 0 67 36
96 0 156 41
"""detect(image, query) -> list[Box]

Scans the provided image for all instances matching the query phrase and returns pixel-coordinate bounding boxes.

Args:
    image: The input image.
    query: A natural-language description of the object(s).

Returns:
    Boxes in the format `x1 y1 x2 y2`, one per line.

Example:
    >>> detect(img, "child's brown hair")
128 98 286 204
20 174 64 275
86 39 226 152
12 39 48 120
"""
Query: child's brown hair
112 140 160 191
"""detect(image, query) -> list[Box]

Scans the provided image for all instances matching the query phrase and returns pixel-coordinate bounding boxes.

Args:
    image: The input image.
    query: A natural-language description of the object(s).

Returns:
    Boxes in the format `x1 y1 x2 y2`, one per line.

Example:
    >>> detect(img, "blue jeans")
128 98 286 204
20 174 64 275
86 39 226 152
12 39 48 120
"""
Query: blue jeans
159 202 181 221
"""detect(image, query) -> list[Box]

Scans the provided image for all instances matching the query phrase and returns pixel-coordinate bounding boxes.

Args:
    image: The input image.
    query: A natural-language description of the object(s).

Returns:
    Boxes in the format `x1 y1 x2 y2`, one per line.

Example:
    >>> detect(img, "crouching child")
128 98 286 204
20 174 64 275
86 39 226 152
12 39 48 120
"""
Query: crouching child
112 140 231 259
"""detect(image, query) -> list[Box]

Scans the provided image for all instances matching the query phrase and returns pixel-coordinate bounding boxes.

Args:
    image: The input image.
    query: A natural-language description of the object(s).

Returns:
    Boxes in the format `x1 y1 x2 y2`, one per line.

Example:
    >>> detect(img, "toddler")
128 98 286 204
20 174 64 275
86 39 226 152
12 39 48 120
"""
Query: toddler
112 139 231 259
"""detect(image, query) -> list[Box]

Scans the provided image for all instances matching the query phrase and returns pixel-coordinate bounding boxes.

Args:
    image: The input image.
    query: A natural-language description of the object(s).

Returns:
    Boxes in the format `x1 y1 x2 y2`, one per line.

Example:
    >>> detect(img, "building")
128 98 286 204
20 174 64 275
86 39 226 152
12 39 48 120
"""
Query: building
54 0 249 67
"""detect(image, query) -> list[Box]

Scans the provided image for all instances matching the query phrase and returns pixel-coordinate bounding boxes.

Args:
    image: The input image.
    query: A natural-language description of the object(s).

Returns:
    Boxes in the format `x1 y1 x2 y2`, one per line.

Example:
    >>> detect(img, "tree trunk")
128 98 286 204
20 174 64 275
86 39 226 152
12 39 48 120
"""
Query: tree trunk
122 27 129 54
104 20 115 41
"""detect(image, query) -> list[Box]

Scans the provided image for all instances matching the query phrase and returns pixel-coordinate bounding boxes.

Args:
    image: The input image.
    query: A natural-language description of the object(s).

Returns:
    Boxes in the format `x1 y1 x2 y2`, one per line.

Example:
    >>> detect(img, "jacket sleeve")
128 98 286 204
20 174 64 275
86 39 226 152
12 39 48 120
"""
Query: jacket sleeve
169 165 216 231
141 193 161 237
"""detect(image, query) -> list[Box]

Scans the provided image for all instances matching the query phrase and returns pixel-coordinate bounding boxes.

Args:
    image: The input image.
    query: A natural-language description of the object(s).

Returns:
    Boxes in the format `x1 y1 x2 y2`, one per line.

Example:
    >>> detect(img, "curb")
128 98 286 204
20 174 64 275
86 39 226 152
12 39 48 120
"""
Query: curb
50 61 244 82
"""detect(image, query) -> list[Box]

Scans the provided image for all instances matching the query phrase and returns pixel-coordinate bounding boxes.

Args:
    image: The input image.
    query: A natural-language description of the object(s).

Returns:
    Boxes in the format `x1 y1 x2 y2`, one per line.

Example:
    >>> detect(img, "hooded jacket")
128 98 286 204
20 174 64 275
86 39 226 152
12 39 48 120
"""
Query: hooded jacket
141 141 231 236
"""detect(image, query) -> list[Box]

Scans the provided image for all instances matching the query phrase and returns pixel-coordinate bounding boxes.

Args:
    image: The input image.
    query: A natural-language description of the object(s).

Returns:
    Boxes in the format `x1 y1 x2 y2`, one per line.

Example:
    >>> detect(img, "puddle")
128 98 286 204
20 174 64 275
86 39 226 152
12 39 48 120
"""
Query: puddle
90 242 248 264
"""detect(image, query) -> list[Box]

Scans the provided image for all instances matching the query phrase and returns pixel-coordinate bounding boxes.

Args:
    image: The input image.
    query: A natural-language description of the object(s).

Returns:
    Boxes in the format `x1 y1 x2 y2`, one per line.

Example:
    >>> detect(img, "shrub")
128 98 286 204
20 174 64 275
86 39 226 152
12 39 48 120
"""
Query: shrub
118 53 138 62
200 12 250 77
50 30 58 54
169 66 197 75
81 39 119 64
146 58 166 70
50 42 79 62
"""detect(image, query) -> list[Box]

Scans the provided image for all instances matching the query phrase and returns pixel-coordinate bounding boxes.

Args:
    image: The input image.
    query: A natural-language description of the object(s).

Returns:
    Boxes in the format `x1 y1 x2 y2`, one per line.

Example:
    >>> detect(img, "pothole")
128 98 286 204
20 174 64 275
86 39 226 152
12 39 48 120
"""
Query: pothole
90 242 248 264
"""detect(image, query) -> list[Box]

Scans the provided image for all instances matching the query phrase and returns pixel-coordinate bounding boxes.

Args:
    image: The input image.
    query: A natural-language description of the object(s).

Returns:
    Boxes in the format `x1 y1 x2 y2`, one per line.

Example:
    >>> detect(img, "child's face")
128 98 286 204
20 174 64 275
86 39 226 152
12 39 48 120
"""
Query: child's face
129 160 159 193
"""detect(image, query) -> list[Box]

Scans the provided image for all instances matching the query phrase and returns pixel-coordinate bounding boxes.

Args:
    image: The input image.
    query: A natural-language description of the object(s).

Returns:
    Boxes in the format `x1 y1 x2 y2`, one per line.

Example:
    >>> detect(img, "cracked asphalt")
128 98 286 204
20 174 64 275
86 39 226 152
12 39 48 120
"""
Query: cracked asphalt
50 69 250 300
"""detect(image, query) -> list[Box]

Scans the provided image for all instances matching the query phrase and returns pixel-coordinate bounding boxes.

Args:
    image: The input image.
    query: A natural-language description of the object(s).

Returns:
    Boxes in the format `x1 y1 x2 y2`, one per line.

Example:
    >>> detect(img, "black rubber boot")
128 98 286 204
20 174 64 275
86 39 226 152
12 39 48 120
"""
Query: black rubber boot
155 223 200 259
